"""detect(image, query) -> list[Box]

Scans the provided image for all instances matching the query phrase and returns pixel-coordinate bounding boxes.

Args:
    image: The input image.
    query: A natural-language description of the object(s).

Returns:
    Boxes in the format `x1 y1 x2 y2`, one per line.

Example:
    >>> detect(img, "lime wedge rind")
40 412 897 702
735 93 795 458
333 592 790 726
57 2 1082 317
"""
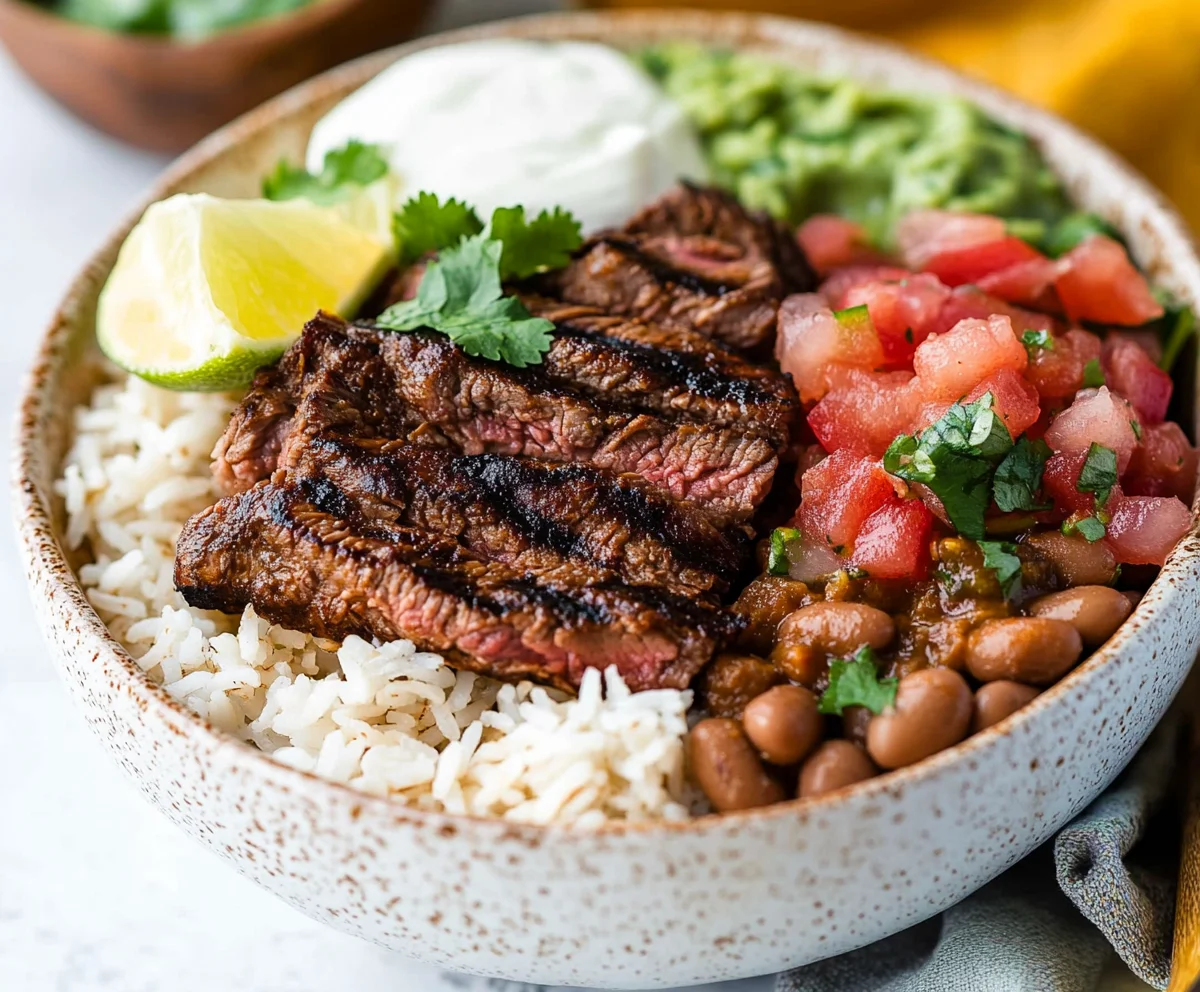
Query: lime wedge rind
95 192 390 392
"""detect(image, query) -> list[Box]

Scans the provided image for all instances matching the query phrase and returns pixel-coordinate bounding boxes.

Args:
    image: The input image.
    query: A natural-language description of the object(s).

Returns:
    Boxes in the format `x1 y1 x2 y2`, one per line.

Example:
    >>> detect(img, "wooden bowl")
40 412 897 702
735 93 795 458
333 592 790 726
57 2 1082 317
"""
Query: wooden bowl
0 0 433 152
12 10 1200 989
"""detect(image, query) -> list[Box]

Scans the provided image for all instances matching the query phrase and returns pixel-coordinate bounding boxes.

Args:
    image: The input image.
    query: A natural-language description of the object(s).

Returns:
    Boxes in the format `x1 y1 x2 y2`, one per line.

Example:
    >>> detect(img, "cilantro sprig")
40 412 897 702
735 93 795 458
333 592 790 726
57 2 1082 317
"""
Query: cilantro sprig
377 193 584 368
817 646 898 716
392 193 483 267
391 194 583 277
376 236 554 367
884 393 1014 540
262 140 389 206
490 206 584 280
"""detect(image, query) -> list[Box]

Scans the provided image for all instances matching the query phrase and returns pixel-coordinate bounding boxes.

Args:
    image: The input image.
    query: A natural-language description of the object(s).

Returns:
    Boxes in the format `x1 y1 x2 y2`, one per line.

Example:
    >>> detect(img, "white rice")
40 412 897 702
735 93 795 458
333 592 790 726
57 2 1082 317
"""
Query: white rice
55 373 694 825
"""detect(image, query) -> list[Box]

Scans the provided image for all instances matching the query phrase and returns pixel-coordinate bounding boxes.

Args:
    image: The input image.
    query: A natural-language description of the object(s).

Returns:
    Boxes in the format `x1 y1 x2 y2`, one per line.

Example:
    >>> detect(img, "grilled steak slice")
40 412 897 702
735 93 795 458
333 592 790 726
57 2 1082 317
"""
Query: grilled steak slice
522 297 798 445
546 183 816 350
291 431 746 596
215 314 778 525
175 476 738 692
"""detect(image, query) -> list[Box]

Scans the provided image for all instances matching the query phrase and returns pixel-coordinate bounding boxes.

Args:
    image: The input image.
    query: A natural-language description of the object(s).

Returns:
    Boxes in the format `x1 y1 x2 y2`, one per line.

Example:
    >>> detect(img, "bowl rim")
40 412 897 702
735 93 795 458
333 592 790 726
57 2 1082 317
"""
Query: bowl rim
0 0 377 50
13 7 1200 840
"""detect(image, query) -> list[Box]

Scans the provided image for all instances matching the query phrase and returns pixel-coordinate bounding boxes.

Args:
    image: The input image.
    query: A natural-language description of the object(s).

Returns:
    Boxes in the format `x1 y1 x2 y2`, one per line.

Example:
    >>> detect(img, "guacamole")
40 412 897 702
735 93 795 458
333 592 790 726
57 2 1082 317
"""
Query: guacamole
639 44 1069 243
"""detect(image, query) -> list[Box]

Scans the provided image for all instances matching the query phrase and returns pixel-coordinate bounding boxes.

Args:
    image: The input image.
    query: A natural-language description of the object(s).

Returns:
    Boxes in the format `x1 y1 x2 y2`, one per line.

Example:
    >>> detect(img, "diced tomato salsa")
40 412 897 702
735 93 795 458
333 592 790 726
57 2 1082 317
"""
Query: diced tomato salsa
775 207 1194 582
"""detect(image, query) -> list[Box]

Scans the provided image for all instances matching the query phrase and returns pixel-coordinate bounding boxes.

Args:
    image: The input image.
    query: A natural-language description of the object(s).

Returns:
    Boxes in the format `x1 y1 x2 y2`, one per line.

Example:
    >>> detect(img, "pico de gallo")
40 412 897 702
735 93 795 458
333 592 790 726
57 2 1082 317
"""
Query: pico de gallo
687 207 1197 813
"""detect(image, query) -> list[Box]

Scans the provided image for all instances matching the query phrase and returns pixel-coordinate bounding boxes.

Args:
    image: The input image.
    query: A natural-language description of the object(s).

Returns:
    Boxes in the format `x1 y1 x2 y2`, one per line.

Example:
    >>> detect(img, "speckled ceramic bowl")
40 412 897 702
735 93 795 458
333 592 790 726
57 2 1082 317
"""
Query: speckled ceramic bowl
13 11 1200 989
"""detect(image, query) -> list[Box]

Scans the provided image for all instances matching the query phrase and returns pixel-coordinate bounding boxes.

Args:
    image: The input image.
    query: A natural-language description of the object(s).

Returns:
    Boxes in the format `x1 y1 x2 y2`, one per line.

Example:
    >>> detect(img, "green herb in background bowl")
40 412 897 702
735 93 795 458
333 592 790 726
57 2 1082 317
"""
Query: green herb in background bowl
52 0 316 37
0 0 432 152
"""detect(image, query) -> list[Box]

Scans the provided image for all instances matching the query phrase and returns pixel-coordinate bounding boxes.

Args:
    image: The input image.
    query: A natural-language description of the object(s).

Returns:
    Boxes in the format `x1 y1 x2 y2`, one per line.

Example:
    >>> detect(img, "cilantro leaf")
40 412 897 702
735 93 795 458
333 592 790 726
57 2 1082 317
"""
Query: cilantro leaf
994 437 1052 512
978 540 1023 599
818 647 898 716
1131 420 1143 441
1021 329 1054 358
393 192 484 267
1064 515 1107 542
376 234 553 367
262 140 388 206
883 393 1013 539
768 527 799 576
1082 358 1106 388
1041 212 1122 258
924 393 1013 460
489 206 584 280
1077 443 1118 507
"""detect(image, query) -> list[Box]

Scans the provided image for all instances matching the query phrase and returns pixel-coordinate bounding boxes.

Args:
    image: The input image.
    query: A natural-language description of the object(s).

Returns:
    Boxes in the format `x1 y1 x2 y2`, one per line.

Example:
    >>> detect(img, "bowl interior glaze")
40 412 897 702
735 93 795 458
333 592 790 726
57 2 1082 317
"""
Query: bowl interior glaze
12 11 1200 989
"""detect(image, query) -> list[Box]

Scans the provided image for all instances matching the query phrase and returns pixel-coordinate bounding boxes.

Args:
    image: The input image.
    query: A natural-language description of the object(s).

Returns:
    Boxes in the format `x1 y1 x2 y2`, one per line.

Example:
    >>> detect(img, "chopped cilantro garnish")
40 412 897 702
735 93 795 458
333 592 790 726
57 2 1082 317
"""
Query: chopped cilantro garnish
489 205 584 280
817 646 898 716
1082 358 1106 388
392 195 584 276
768 527 799 576
884 393 1013 539
1077 443 1119 507
376 235 553 367
262 140 389 206
845 567 870 580
1131 420 1143 440
1021 329 1054 358
379 196 584 367
1063 514 1107 542
993 437 1052 512
978 540 1023 599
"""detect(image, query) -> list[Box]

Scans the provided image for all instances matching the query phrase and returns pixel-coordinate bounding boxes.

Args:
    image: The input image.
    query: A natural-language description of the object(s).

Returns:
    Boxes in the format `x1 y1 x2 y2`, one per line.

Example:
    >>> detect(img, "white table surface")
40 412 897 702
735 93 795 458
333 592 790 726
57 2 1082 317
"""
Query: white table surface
0 2 771 989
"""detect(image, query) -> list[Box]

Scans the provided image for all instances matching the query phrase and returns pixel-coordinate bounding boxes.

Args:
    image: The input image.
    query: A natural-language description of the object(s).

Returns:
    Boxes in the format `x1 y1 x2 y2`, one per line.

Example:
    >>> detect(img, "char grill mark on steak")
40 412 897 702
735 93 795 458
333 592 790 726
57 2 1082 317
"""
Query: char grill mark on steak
174 477 738 692
291 430 746 596
545 183 816 351
522 297 798 445
215 314 779 525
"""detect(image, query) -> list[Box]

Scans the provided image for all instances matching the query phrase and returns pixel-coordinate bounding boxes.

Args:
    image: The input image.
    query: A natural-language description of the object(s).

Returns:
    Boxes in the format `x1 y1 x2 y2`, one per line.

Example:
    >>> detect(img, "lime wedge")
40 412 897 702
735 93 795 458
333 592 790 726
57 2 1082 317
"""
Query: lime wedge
97 193 391 390
332 174 402 249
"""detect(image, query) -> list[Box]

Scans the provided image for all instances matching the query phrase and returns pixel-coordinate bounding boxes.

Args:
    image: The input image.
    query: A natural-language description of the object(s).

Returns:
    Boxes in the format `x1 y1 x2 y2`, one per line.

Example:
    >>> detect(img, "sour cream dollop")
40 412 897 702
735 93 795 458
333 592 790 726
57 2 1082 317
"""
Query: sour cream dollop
306 40 709 233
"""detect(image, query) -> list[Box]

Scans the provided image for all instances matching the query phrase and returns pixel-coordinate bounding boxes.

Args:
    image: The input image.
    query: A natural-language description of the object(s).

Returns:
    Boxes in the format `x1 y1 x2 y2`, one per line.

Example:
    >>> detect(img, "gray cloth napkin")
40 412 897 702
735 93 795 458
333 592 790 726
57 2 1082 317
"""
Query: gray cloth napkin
777 721 1181 992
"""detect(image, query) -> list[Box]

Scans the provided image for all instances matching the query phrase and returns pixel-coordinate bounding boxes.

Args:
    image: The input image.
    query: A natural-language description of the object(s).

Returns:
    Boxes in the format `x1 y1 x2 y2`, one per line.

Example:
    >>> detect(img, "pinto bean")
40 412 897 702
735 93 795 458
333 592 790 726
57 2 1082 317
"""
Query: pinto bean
689 718 785 812
797 740 877 798
965 617 1083 685
1028 586 1133 647
743 685 822 766
777 602 895 657
866 668 973 770
1023 531 1119 586
971 681 1040 733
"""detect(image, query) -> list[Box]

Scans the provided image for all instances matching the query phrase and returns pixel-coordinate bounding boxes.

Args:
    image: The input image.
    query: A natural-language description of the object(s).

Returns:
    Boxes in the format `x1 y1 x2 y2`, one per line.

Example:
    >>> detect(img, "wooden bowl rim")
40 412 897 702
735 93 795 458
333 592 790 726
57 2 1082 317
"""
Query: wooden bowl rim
0 0 381 51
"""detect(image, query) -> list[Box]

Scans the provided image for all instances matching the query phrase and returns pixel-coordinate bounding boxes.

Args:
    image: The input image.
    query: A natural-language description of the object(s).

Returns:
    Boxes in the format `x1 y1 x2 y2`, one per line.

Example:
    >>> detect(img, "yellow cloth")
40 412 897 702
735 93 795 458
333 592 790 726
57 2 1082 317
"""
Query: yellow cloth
589 0 1200 229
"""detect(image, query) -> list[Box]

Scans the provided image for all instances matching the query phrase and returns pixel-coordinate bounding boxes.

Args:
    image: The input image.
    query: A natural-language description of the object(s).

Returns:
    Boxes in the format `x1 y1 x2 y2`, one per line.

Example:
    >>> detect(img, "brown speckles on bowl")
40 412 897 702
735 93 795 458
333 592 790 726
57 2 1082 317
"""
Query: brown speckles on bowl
10 10 1200 990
